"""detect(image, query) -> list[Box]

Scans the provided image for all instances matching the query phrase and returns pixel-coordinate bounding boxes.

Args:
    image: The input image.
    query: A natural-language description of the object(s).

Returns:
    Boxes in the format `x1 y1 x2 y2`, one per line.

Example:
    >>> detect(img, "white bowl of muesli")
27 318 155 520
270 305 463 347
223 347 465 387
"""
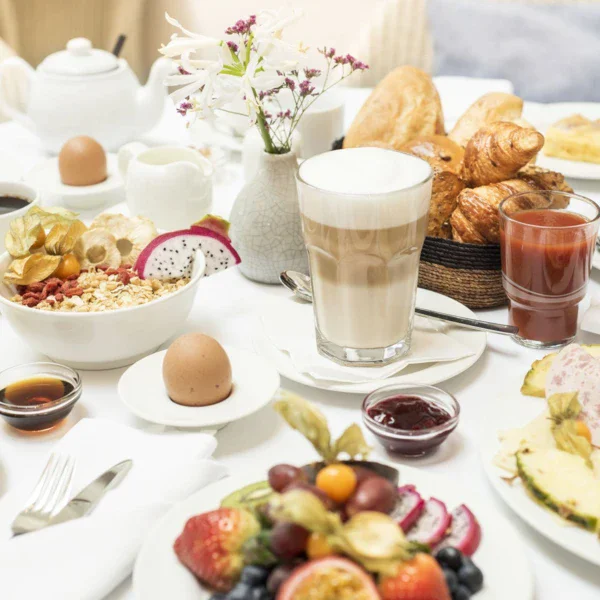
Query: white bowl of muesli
0 251 206 370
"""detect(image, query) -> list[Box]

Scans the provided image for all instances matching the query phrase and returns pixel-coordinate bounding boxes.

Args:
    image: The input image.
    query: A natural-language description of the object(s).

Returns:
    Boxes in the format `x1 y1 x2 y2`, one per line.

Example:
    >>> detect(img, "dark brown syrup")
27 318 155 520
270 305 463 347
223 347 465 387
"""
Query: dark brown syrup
0 195 29 215
0 377 74 431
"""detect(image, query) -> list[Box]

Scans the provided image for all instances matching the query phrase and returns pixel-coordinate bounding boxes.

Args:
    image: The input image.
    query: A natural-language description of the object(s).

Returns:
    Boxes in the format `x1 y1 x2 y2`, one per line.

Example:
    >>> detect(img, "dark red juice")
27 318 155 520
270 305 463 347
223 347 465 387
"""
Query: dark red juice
500 209 597 343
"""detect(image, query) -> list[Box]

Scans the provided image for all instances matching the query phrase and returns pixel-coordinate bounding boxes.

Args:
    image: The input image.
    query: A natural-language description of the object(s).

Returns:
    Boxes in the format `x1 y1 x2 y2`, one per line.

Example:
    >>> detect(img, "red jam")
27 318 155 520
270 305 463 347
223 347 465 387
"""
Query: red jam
367 395 451 431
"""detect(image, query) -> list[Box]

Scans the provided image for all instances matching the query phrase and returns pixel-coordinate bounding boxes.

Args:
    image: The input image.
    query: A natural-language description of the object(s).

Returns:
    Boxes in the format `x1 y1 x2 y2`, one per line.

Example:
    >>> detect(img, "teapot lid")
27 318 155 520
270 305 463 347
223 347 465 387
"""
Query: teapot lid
39 38 118 76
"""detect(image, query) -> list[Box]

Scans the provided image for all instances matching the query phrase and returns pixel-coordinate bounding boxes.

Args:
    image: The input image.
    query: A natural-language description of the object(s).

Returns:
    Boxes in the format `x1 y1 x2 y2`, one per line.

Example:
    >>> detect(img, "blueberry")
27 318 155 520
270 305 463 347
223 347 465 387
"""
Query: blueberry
457 558 484 594
227 582 253 600
241 566 270 586
452 585 472 600
443 568 459 592
435 547 464 571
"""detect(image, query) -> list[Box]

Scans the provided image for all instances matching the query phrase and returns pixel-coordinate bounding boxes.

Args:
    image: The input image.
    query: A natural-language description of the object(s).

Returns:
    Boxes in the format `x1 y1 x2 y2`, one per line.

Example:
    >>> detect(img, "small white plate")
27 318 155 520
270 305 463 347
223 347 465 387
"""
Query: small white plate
134 461 534 600
253 288 487 394
118 346 280 427
479 394 600 567
23 153 124 211
524 101 600 181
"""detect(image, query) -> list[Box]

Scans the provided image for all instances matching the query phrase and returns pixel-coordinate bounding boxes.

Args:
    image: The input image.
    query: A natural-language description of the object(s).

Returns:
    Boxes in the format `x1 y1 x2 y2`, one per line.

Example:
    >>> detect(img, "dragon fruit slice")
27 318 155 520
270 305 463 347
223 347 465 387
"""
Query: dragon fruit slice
192 214 230 237
406 497 452 547
390 485 425 532
434 504 482 556
134 226 241 280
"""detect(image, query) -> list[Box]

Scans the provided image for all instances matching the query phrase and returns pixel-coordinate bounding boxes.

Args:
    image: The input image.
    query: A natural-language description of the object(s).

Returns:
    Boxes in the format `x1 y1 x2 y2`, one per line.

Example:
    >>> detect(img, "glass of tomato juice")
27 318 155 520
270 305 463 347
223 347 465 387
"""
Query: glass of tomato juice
499 190 600 349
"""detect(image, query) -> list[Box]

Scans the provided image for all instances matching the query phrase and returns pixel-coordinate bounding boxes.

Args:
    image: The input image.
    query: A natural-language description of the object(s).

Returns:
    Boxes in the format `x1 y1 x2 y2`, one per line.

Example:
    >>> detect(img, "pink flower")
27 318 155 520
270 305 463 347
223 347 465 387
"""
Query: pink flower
304 68 321 79
352 60 369 71
227 40 239 53
225 14 256 35
176 101 193 116
178 66 191 75
284 77 296 91
299 79 315 97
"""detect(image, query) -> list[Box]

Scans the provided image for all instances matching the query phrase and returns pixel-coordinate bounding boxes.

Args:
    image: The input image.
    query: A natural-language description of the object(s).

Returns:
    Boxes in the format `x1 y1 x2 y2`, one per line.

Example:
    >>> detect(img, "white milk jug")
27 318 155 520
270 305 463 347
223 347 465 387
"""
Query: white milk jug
118 143 213 230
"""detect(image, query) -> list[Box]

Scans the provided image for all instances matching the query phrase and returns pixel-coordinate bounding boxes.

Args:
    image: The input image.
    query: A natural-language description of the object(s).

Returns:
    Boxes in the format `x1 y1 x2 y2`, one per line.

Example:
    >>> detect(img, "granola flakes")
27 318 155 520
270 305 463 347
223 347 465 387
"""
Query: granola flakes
11 266 188 312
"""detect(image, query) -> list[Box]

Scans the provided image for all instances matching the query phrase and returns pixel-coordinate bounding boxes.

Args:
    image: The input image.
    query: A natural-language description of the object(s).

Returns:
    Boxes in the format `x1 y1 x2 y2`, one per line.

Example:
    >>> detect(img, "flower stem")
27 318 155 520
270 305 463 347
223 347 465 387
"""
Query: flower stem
256 110 277 154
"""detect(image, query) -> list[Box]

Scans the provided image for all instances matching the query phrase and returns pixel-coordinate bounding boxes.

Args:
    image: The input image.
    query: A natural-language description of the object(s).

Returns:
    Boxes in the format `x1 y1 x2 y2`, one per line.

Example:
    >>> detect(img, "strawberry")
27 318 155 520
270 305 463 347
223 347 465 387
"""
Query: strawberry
174 508 260 592
379 553 451 600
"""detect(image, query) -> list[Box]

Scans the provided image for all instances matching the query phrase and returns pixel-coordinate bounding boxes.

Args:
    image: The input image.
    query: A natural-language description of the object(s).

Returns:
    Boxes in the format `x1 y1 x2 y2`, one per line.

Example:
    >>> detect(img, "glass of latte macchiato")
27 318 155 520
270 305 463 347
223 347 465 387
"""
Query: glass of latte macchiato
296 148 433 366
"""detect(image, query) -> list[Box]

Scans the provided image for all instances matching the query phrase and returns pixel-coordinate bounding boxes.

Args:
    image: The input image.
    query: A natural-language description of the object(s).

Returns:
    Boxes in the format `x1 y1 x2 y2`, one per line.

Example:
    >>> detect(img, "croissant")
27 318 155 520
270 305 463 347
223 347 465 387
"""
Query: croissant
343 66 444 150
450 168 571 244
401 135 465 237
449 92 524 147
463 122 544 187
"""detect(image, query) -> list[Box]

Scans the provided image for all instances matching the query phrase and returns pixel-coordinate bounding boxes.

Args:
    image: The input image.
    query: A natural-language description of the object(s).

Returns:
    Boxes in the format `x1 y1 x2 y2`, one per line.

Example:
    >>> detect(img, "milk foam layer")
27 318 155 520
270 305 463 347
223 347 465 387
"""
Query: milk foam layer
297 148 432 230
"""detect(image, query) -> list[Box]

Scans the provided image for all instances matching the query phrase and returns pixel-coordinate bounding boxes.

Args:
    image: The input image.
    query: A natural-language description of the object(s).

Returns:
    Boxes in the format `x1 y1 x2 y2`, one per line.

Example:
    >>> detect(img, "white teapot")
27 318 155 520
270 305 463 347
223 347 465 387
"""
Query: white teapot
0 38 173 153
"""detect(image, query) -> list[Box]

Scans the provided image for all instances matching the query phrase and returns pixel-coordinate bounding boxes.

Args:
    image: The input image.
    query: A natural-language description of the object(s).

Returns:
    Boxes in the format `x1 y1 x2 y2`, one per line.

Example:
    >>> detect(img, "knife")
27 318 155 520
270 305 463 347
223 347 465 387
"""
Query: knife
48 459 133 526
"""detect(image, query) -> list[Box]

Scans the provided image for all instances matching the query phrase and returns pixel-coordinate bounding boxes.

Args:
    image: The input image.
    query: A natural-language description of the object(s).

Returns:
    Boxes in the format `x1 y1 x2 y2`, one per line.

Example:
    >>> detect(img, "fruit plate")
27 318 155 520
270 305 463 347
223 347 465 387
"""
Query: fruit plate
118 347 280 428
253 289 487 394
133 462 534 600
479 394 600 567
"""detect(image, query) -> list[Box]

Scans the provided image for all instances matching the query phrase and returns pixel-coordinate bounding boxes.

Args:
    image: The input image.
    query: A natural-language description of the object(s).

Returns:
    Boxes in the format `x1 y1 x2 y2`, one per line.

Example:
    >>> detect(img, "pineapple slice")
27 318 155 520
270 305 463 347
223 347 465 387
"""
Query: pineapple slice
521 345 600 397
517 448 600 532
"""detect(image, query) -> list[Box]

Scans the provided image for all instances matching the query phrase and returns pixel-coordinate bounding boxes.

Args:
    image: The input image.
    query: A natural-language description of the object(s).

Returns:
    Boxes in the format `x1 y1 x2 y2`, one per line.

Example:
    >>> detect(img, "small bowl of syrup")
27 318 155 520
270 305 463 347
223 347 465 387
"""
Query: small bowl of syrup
362 384 459 456
0 362 82 432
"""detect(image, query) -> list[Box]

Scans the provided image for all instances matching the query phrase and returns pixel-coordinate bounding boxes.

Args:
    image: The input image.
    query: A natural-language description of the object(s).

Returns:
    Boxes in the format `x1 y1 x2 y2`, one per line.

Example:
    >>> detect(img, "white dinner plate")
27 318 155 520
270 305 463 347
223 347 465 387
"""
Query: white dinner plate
524 102 600 181
118 346 280 427
253 288 487 394
22 153 124 211
479 393 600 567
134 461 534 600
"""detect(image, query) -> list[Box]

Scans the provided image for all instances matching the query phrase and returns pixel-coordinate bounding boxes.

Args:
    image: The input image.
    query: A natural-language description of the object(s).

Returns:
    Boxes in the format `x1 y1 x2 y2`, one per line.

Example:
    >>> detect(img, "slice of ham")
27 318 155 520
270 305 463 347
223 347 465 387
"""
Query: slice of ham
547 344 600 445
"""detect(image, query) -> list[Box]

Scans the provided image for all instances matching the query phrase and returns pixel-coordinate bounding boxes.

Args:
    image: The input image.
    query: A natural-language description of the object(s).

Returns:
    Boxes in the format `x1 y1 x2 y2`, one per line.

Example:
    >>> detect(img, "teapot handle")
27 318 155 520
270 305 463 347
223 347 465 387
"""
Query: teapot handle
0 57 36 131
118 142 148 179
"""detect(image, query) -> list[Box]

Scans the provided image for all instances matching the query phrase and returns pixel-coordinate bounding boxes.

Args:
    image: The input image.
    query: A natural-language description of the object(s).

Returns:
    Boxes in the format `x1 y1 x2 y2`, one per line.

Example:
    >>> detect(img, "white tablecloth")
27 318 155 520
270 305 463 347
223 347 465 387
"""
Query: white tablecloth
0 85 599 600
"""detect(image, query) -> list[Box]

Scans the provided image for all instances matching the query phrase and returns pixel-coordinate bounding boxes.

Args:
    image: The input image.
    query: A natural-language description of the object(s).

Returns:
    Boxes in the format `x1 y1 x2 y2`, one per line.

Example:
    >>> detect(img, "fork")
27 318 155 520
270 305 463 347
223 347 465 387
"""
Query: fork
12 453 75 536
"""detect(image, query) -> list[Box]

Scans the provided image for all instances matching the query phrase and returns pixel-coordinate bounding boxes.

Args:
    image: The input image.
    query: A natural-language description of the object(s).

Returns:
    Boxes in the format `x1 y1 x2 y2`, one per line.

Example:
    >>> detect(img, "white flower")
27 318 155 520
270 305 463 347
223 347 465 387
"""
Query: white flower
159 13 220 58
253 8 304 61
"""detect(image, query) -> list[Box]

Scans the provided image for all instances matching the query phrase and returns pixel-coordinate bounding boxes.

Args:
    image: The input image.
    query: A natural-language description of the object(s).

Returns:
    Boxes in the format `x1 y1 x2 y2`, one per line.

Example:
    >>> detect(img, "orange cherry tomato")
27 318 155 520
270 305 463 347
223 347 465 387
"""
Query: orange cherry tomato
52 253 81 280
316 463 357 503
306 532 335 559
576 420 592 444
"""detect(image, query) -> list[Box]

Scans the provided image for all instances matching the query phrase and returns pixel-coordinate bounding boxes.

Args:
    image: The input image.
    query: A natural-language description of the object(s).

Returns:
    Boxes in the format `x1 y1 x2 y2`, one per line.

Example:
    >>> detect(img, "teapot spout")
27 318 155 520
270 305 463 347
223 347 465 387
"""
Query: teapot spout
135 57 174 133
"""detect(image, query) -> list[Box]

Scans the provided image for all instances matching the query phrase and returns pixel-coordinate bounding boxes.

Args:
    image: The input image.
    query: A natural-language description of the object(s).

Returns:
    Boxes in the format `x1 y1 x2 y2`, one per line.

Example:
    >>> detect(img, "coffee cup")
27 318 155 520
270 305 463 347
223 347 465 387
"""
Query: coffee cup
297 91 345 159
0 181 41 253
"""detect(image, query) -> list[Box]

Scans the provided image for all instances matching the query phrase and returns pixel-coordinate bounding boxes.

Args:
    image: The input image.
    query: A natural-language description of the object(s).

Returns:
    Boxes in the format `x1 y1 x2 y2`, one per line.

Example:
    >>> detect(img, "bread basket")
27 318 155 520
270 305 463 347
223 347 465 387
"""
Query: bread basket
418 237 506 309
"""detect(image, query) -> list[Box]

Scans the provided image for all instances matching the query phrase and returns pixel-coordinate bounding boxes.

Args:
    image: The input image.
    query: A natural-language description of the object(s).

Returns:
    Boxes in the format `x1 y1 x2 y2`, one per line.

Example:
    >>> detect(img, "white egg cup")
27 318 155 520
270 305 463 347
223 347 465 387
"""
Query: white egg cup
23 153 124 211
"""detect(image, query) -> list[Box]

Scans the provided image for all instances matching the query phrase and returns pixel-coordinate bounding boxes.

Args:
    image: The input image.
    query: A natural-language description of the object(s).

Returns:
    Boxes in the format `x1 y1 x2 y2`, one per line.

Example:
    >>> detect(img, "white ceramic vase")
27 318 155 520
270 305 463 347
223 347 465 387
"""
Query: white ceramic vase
230 151 308 284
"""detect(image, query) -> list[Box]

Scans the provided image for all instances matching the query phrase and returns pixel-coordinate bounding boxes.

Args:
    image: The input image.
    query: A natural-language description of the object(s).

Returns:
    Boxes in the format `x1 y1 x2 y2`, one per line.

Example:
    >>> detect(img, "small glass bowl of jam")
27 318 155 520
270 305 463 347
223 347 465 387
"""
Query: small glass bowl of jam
362 383 459 456
0 362 82 432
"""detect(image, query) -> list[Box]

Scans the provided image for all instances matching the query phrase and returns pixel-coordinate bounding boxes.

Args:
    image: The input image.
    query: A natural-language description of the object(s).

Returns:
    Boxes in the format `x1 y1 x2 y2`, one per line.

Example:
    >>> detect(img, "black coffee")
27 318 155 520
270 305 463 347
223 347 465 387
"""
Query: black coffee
0 195 29 215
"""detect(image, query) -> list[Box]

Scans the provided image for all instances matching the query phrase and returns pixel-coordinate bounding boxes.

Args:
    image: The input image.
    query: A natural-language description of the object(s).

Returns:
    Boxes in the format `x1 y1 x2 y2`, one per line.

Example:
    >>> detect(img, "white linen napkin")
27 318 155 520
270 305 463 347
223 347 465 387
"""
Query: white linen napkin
260 299 474 384
0 418 226 600
581 293 600 335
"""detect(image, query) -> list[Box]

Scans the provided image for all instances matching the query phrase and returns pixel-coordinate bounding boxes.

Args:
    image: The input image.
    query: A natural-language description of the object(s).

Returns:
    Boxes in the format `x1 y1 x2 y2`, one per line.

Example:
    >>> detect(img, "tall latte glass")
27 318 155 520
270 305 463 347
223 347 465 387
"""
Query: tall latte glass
296 148 433 365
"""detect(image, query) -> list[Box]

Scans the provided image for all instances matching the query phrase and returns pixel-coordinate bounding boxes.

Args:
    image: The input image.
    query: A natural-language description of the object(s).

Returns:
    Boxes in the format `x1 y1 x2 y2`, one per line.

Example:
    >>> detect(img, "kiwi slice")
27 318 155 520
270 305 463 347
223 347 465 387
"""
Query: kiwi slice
220 480 275 510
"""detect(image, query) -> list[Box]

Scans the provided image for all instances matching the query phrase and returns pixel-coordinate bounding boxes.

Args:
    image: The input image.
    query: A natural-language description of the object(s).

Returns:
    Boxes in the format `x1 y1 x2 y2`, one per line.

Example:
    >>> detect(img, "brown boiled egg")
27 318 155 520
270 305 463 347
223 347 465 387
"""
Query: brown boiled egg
163 333 232 406
58 136 108 186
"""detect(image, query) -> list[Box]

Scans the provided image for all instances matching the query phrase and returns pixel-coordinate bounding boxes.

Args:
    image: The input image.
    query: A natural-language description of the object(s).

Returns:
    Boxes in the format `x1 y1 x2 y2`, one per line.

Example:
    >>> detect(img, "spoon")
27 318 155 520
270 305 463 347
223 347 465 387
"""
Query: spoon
280 271 520 338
